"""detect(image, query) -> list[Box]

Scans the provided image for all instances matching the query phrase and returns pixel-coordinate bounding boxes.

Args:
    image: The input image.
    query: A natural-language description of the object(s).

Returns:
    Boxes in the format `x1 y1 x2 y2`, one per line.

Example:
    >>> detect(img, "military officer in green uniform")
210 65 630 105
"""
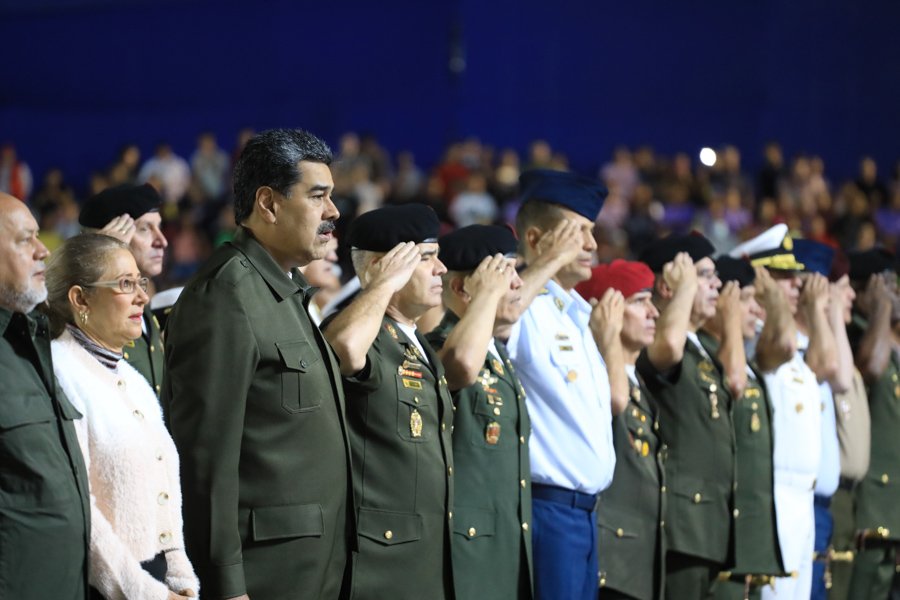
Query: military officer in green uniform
79 183 167 396
424 224 533 600
636 235 736 600
575 259 665 600
324 204 455 600
704 257 794 600
163 129 353 600
0 193 90 599
846 249 900 599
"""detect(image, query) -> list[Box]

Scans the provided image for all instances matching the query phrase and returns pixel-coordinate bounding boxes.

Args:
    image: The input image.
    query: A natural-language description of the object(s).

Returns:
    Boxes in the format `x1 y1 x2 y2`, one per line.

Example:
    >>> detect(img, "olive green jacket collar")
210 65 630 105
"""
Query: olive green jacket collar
230 227 317 303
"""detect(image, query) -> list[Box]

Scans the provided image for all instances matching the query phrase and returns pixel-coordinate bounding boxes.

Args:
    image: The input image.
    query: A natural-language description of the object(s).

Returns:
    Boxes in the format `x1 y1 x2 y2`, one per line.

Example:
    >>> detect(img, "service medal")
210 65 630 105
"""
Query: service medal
485 421 501 445
410 409 423 438
750 412 761 432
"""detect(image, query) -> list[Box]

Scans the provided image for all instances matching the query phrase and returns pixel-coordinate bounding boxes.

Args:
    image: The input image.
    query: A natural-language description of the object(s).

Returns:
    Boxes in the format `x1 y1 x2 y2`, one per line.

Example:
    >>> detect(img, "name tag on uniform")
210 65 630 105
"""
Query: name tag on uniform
402 378 423 390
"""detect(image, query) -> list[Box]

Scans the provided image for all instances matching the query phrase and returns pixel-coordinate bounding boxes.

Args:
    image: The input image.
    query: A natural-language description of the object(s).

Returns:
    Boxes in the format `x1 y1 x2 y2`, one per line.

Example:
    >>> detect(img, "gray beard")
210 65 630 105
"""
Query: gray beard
0 284 48 314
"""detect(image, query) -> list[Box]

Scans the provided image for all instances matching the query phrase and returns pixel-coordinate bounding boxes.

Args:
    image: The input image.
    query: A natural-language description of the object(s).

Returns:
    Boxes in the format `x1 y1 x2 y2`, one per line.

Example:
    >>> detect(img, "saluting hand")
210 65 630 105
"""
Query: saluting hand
464 253 514 300
589 288 625 352
799 272 829 316
365 241 421 293
753 265 783 311
855 273 890 318
662 252 698 295
99 213 137 244
534 218 584 264
717 281 742 330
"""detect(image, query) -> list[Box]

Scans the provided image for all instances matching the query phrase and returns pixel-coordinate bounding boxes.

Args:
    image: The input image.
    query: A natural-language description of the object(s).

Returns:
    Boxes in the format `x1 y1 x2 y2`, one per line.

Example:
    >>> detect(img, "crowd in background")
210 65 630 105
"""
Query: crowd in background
3 133 899 290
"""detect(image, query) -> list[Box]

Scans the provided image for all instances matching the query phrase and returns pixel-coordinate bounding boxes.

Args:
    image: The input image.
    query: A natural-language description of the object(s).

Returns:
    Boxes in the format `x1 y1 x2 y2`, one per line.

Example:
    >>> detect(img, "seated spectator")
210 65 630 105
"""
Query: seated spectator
43 233 199 600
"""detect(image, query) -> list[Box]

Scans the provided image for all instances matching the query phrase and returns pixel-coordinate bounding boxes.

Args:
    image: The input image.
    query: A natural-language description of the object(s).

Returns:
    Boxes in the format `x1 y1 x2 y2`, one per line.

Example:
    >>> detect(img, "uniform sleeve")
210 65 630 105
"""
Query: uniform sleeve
636 348 683 393
341 337 384 394
162 278 258 598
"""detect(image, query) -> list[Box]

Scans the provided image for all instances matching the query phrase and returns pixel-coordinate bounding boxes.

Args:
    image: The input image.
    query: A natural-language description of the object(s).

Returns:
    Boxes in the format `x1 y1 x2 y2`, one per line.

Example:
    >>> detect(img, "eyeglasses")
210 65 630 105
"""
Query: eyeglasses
85 276 150 295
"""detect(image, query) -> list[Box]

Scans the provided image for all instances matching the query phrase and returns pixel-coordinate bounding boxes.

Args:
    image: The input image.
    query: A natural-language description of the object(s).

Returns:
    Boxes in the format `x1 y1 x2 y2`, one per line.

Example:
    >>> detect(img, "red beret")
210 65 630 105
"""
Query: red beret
575 259 655 301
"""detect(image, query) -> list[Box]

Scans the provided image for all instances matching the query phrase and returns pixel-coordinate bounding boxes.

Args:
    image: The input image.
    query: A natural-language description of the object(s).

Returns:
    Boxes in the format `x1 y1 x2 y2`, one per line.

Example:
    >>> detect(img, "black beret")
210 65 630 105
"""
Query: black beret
638 232 716 273
519 169 607 221
439 225 518 272
79 183 162 228
847 248 896 282
715 255 755 288
347 203 440 252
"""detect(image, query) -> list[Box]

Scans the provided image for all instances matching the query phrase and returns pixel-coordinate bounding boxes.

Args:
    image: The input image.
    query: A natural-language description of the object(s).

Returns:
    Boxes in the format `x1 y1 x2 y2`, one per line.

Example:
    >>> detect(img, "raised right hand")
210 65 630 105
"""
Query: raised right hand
799 272 829 315
662 252 697 294
364 241 421 292
534 218 584 265
855 273 889 317
99 213 136 244
463 253 514 300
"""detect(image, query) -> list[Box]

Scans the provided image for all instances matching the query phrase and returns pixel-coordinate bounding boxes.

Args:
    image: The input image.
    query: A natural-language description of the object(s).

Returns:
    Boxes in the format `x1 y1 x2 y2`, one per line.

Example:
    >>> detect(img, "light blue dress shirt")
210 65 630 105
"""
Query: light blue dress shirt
506 280 616 495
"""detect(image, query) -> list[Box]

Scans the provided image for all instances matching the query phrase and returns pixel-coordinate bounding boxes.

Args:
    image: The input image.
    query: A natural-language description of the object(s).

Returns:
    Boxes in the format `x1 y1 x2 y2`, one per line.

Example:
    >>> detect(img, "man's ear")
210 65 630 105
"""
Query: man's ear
255 186 277 224
655 276 673 300
449 274 467 300
524 226 543 252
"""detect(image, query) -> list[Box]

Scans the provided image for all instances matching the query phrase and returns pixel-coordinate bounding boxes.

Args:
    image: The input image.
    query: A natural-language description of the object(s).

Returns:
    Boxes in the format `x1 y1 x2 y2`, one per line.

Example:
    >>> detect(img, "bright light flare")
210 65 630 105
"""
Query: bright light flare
699 147 717 167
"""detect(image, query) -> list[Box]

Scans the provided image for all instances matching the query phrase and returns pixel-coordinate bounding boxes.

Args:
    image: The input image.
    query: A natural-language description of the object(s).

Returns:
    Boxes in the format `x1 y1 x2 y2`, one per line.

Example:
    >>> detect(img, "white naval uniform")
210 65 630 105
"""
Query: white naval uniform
761 331 822 600
506 280 615 494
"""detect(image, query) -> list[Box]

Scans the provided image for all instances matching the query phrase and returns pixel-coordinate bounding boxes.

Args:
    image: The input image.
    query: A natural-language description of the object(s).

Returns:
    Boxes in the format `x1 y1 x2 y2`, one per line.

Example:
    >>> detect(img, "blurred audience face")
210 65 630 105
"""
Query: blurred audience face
300 239 340 292
621 290 659 351
0 194 50 313
832 275 856 324
131 212 168 277
74 248 149 351
692 257 722 321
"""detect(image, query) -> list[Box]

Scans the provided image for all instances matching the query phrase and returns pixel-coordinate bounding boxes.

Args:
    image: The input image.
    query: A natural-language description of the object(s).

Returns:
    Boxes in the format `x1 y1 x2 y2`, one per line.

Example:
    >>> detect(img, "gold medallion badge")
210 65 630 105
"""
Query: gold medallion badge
410 409 423 438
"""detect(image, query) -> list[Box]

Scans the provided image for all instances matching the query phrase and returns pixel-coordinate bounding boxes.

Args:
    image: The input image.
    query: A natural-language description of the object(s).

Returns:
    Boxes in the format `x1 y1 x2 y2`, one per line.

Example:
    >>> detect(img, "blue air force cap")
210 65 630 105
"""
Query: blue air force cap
793 239 835 277
518 169 608 221
439 225 518 272
347 203 440 252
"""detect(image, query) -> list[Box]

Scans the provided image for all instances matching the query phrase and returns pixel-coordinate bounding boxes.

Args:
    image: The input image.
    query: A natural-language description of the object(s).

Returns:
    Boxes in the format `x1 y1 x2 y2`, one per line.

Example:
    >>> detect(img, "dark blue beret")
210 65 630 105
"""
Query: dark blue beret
439 225 518 272
847 247 896 282
715 255 755 288
793 239 835 277
347 203 440 252
79 183 162 228
638 232 716 273
518 169 607 221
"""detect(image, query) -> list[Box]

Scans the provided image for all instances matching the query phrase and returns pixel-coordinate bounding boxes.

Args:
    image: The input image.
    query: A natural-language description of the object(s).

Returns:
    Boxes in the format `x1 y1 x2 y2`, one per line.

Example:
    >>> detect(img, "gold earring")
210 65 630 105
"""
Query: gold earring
79 312 88 325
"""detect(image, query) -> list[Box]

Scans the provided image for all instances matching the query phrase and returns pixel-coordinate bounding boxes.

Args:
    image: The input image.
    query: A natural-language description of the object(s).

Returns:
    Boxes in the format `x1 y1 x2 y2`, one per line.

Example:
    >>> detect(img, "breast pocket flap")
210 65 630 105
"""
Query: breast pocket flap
251 503 324 542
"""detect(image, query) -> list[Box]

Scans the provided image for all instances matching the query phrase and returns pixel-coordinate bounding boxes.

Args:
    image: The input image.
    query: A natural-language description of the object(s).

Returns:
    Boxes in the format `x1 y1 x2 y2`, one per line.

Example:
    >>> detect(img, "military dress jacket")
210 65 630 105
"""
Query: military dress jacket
162 227 352 600
0 309 90 600
338 317 455 600
426 311 533 600
596 372 666 600
855 351 900 540
636 335 735 564
699 332 782 578
124 305 165 398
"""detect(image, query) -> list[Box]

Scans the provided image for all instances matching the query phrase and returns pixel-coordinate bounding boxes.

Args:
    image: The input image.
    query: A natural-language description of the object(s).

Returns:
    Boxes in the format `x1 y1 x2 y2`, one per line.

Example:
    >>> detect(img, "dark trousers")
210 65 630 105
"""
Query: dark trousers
532 484 598 600
829 487 857 600
664 551 720 600
811 494 834 600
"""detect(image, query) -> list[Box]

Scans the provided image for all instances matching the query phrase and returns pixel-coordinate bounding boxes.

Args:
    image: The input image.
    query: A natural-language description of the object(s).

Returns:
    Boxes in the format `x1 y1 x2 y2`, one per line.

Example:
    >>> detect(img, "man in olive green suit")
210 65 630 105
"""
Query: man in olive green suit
0 193 90 600
425 224 533 600
575 259 665 600
324 204 455 600
705 258 793 600
636 235 735 600
846 249 900 599
163 129 352 600
79 183 167 396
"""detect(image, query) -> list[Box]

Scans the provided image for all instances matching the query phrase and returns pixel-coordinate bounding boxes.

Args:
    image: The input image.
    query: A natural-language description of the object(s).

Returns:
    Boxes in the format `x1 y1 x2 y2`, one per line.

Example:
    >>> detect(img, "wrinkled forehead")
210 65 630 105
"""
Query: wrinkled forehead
418 242 440 257
0 201 38 235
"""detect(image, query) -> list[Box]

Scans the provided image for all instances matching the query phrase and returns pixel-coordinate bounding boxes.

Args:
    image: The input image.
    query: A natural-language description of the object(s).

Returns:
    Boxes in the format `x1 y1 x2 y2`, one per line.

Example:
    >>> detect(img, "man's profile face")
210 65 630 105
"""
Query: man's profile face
621 290 658 350
130 212 168 278
0 196 50 313
692 257 721 321
395 243 446 313
273 161 339 266
551 207 596 289
770 270 801 315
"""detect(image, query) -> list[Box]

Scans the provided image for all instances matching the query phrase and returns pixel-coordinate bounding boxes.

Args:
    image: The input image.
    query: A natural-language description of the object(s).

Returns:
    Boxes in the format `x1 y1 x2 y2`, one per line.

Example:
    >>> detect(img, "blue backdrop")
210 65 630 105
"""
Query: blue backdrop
1 0 898 188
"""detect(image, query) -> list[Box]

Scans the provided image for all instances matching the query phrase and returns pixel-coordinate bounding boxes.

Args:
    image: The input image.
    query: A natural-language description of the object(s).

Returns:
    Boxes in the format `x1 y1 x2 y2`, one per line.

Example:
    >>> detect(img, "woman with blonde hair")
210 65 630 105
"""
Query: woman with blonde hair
43 233 198 600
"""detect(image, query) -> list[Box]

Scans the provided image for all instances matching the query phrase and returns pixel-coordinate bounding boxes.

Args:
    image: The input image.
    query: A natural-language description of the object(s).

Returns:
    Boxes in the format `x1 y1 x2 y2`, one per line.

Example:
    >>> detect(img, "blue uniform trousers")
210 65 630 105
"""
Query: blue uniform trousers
532 484 599 600
811 494 833 600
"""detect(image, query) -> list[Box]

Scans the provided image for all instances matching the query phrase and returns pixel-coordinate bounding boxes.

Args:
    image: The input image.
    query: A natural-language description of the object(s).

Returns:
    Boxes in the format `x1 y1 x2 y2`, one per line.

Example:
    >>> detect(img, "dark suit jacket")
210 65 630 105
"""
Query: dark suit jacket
163 228 353 600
